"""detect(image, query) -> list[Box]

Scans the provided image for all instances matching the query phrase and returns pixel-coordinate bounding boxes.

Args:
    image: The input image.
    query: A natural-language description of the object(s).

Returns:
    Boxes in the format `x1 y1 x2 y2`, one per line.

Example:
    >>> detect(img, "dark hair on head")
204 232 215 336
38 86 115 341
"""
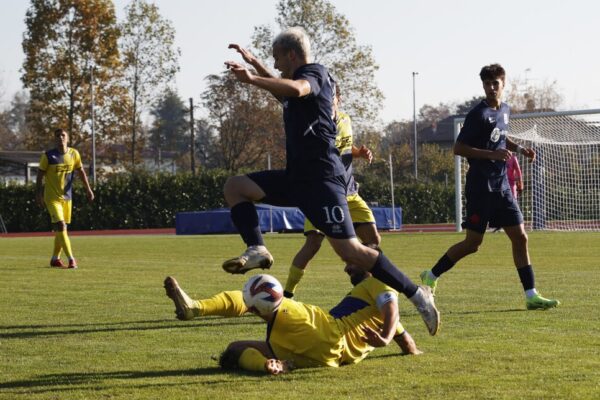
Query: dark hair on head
54 128 66 136
479 63 505 81
218 347 241 370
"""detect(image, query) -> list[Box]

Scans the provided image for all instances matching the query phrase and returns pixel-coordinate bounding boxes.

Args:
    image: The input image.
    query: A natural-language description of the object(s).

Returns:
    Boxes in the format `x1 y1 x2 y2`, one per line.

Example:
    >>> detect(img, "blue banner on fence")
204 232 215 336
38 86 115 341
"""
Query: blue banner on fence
175 204 402 235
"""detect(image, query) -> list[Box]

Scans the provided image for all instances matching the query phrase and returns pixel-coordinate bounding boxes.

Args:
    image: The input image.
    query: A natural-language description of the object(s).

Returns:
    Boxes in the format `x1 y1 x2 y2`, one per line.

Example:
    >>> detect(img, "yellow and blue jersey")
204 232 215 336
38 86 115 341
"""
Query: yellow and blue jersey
335 111 358 195
268 277 402 367
39 148 82 202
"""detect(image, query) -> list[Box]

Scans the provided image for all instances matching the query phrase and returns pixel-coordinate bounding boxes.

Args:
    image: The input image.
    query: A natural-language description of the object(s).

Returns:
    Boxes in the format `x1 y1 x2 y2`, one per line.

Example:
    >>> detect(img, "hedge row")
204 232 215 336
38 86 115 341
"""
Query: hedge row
0 170 455 232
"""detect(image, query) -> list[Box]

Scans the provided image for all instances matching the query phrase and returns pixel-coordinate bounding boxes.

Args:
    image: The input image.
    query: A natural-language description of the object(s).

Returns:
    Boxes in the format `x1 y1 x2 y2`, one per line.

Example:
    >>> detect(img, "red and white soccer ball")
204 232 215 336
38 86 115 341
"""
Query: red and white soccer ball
242 274 284 315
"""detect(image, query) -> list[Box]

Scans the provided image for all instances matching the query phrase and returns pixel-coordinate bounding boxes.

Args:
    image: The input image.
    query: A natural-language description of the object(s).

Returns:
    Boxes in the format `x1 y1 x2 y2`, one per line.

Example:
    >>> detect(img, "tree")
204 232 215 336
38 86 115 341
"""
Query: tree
202 72 284 172
21 0 130 156
119 0 180 166
149 88 188 167
455 96 482 115
251 0 384 132
419 143 454 183
505 76 563 113
0 92 32 150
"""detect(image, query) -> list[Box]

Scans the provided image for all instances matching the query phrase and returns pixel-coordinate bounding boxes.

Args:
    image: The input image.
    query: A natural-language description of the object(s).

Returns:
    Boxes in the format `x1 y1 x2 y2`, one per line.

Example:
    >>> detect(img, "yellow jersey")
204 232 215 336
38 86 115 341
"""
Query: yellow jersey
334 111 358 194
268 277 403 367
39 148 82 202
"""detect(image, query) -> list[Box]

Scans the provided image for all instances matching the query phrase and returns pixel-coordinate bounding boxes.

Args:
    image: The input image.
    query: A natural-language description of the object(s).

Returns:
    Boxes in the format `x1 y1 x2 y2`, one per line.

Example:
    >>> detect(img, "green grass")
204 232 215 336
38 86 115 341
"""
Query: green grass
1 231 599 399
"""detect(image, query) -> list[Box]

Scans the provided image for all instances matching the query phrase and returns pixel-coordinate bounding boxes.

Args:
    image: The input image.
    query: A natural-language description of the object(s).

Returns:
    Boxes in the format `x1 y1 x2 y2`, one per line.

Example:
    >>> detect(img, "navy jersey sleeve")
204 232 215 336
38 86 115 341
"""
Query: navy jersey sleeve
294 65 325 97
456 108 483 146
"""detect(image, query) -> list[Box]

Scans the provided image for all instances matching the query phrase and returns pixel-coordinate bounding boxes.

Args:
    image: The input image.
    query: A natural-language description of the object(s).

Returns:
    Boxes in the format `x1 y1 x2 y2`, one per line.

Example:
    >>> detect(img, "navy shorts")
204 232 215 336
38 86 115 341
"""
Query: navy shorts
247 170 356 239
462 188 524 234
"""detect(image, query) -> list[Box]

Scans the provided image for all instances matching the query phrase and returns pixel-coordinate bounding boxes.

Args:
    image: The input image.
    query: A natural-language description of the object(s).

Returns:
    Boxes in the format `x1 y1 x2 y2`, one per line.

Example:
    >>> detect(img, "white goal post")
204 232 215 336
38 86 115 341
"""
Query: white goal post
454 108 600 232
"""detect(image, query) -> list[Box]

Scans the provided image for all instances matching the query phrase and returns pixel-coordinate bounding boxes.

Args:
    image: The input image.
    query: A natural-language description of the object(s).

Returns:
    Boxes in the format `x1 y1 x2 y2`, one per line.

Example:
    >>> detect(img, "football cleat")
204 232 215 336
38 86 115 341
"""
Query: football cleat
222 246 274 274
265 359 294 375
68 259 78 269
50 258 66 268
419 270 438 295
163 276 197 320
414 286 440 336
526 294 560 310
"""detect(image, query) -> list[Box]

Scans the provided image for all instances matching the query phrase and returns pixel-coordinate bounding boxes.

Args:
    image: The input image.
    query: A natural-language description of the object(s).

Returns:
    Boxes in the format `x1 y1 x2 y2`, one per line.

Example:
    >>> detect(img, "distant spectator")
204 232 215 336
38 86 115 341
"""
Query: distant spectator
506 153 523 200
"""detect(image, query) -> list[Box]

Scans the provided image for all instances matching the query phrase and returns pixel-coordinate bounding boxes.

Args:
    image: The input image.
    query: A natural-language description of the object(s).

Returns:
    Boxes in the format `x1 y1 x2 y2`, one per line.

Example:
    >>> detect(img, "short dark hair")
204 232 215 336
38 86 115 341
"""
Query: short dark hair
479 64 505 81
54 128 67 136
218 347 240 370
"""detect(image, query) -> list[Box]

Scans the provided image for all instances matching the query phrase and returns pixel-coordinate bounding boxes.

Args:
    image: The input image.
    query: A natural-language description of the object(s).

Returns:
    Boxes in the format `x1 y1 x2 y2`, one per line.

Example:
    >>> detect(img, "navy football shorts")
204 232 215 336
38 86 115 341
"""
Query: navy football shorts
462 188 524 234
247 169 356 239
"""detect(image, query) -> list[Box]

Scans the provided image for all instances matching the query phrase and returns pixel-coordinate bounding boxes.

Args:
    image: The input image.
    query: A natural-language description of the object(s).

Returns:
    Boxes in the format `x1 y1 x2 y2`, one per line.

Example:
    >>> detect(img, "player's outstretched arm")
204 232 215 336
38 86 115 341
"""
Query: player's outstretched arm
352 145 373 164
228 44 274 78
225 61 310 98
361 298 399 347
393 331 422 355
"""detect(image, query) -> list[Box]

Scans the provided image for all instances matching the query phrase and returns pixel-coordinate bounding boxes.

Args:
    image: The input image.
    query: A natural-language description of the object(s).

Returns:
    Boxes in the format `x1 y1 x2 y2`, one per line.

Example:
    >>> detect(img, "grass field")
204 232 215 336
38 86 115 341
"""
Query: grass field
1 231 599 399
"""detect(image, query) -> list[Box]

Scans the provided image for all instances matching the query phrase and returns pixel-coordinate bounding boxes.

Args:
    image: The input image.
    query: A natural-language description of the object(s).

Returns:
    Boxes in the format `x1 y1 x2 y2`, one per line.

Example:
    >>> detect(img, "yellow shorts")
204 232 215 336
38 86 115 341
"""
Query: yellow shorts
304 193 375 234
45 198 72 224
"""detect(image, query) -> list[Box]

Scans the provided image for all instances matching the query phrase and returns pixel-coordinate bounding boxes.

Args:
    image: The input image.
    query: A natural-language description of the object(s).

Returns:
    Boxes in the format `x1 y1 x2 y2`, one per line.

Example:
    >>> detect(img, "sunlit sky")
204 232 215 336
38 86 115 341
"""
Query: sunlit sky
1 0 599 122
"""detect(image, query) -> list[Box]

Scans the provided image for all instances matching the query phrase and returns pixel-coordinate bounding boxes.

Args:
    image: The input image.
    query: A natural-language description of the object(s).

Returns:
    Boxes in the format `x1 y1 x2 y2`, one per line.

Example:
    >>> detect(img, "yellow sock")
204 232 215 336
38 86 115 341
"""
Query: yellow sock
57 230 74 259
238 348 268 372
198 290 248 317
284 265 305 295
52 232 63 258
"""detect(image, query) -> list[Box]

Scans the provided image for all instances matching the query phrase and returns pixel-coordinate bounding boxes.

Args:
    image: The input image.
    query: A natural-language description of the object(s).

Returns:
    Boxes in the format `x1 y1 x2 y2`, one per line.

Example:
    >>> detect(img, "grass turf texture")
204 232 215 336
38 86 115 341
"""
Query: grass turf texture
0 231 599 399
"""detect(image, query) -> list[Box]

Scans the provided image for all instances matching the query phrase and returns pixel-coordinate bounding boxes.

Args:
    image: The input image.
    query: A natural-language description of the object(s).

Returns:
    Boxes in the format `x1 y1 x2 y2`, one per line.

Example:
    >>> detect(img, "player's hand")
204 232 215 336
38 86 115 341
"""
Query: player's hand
228 44 257 65
225 61 254 83
86 189 95 203
522 147 536 163
361 326 389 347
491 148 512 161
357 145 373 164
36 193 44 208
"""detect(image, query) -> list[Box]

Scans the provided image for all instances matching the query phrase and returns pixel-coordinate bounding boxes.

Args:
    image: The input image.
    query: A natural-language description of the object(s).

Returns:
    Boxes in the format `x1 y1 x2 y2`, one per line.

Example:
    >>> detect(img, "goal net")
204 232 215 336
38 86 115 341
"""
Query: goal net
454 109 600 231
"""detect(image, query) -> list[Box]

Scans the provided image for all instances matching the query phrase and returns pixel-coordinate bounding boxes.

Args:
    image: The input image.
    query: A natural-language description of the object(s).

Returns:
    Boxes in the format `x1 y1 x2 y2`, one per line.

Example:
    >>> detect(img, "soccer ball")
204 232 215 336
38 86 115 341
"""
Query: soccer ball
242 274 284 315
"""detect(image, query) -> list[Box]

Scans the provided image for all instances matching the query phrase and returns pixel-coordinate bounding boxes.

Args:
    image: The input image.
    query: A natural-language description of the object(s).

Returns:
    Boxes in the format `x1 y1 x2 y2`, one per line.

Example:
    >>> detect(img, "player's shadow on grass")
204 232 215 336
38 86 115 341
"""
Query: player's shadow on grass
446 308 526 315
0 367 227 392
0 316 262 339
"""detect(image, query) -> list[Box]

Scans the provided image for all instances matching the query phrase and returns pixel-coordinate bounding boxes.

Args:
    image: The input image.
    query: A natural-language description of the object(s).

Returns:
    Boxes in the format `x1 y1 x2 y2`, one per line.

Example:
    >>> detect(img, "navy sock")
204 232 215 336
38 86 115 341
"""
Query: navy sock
431 254 456 278
517 265 535 291
370 252 418 298
230 202 264 246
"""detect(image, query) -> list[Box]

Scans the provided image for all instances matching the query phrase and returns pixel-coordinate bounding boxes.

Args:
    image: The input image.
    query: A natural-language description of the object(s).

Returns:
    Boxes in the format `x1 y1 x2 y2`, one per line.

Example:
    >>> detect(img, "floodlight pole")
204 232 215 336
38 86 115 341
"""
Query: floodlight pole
389 153 396 230
90 64 96 186
189 98 196 176
267 153 274 233
412 71 419 180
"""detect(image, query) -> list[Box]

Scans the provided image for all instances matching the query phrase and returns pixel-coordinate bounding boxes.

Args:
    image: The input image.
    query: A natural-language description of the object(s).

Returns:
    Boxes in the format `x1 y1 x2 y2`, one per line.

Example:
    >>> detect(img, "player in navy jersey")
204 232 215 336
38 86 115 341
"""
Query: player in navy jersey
222 27 439 335
420 64 560 310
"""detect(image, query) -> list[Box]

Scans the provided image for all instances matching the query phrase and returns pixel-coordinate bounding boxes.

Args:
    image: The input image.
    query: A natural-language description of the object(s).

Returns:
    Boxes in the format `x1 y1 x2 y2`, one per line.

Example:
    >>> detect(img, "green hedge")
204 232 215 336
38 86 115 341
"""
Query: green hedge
358 177 455 225
0 170 455 232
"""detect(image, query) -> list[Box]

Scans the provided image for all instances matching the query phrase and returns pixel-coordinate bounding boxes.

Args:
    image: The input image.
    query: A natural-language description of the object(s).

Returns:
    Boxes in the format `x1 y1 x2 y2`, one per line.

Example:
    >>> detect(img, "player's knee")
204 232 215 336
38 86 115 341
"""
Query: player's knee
223 176 241 198
464 240 481 255
510 231 528 246
304 234 323 255
53 221 66 231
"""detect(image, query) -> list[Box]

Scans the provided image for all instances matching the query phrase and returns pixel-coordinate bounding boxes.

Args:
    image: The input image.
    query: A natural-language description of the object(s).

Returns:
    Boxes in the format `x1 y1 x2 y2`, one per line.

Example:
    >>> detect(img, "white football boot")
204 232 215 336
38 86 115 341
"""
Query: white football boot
222 245 274 274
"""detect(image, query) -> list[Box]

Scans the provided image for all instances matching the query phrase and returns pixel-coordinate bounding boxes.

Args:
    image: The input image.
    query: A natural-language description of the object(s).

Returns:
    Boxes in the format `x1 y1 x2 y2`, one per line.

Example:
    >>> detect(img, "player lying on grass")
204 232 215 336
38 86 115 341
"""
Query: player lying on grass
164 268 421 375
